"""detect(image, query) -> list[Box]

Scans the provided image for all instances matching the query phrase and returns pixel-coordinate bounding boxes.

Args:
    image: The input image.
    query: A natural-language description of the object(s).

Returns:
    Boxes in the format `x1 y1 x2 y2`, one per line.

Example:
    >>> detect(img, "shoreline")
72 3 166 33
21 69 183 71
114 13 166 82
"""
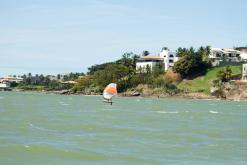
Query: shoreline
4 89 247 101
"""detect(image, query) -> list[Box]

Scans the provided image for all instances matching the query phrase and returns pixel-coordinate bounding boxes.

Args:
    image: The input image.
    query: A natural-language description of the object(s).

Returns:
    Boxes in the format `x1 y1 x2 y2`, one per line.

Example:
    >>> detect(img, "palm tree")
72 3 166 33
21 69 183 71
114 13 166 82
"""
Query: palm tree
225 65 232 81
217 65 232 82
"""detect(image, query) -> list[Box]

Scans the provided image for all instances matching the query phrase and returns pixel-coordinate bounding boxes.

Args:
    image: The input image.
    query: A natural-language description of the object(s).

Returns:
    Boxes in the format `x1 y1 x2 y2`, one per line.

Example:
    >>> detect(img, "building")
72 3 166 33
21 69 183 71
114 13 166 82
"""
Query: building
136 56 164 72
209 48 241 66
136 48 179 72
239 48 247 62
242 63 247 81
0 81 10 89
159 48 179 71
0 76 23 83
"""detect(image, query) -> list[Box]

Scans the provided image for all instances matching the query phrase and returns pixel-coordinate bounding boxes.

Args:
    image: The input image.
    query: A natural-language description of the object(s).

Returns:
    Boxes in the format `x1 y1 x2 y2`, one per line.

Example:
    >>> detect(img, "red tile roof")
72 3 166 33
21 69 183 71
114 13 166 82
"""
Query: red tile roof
142 56 162 59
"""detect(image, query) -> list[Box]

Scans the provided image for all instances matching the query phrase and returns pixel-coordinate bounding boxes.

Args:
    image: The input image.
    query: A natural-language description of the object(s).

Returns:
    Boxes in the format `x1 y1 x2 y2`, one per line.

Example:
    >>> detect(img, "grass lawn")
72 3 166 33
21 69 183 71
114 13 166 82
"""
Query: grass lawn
177 65 242 94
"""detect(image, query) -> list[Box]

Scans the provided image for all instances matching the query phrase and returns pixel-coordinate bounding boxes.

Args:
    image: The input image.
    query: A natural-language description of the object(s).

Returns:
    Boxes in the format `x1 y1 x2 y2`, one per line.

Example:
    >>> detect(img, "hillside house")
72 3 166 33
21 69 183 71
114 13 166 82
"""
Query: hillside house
209 48 241 66
136 48 179 72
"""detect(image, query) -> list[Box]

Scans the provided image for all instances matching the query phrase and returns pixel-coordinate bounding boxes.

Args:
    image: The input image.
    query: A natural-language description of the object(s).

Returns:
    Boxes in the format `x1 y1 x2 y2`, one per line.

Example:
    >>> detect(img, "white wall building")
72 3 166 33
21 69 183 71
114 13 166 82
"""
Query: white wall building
242 63 247 81
159 49 179 71
136 56 164 73
136 48 179 72
0 76 23 83
240 48 247 62
0 81 10 88
209 48 241 66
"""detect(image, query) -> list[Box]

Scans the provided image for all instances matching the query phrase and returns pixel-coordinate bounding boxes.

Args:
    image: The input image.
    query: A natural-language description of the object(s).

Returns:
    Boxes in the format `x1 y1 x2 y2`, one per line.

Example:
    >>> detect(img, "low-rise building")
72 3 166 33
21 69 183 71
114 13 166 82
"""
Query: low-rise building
239 48 247 62
209 48 241 66
136 56 164 73
242 63 247 81
0 81 10 89
0 76 23 83
136 48 179 72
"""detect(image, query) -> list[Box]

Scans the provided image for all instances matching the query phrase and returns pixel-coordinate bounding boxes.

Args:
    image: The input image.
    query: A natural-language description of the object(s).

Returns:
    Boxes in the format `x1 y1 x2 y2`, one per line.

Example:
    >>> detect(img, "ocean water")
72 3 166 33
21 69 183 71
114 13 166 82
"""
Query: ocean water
0 92 246 165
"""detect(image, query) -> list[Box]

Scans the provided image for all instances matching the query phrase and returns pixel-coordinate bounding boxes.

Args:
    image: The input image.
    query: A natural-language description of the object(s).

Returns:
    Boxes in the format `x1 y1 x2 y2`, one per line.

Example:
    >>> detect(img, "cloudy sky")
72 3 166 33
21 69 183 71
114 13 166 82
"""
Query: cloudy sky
0 0 246 76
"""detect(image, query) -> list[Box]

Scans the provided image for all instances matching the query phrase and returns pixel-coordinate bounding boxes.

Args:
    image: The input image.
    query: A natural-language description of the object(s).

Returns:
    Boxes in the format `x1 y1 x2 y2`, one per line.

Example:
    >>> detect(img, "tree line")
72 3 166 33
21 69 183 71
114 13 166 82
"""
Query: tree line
14 46 214 94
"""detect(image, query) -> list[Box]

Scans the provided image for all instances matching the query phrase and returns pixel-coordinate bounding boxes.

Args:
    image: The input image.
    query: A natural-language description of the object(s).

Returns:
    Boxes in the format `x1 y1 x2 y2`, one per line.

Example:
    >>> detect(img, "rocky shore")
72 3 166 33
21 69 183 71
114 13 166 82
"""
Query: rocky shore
8 83 247 101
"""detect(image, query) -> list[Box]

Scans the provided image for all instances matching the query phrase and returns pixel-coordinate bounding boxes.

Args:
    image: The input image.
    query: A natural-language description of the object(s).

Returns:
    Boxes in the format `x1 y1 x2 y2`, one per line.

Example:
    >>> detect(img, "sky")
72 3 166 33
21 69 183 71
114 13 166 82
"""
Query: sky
0 0 247 76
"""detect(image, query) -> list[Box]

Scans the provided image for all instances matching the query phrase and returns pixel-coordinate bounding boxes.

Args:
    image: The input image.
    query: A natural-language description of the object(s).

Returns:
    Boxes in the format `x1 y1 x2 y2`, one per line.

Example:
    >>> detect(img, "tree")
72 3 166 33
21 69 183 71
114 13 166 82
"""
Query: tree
217 66 232 82
173 47 210 78
162 47 169 51
198 46 211 64
94 64 131 91
57 74 61 80
142 50 150 56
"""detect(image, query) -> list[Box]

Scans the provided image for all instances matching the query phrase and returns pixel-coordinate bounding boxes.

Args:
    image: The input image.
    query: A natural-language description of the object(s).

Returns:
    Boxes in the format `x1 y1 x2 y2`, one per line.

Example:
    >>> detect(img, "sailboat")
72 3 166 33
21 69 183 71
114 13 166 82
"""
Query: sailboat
103 83 117 104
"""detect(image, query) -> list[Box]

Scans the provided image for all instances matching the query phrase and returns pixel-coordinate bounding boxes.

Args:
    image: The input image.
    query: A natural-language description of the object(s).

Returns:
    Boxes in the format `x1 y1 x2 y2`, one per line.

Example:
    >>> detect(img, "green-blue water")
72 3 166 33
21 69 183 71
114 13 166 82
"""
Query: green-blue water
0 92 246 164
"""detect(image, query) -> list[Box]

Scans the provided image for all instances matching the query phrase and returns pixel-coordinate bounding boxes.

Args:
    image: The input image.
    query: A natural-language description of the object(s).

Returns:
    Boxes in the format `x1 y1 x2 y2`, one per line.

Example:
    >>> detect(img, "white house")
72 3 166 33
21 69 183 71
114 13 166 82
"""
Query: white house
242 63 247 81
136 56 164 72
239 48 247 62
0 76 23 83
209 48 241 66
136 48 179 72
159 48 179 71
0 81 10 88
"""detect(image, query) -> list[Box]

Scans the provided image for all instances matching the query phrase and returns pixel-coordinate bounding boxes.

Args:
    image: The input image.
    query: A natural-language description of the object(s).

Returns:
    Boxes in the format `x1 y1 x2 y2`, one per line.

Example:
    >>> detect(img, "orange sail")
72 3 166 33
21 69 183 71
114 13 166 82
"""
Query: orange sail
103 83 117 100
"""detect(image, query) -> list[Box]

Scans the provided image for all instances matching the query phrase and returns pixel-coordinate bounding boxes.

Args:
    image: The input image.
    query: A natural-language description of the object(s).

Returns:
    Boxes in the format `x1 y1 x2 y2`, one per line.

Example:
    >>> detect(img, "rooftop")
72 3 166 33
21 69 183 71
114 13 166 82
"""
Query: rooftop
140 55 163 59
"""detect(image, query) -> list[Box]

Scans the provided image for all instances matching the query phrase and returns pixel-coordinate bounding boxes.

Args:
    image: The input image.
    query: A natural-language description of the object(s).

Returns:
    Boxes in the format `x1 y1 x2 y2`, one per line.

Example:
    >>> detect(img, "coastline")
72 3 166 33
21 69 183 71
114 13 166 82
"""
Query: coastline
5 88 247 101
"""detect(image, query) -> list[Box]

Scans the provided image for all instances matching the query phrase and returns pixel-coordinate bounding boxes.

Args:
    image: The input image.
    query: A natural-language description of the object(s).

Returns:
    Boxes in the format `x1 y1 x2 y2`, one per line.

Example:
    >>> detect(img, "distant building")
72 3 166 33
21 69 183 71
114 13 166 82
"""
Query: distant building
136 48 179 72
242 63 247 81
0 81 10 89
209 48 241 66
239 48 247 62
159 48 179 71
0 76 23 83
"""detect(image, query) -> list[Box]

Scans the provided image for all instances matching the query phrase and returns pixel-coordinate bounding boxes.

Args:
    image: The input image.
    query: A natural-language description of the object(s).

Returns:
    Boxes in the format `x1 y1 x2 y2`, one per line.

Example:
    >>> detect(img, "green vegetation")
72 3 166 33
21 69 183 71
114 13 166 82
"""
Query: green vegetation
16 72 84 91
173 46 211 78
75 52 178 94
11 46 245 97
177 65 241 94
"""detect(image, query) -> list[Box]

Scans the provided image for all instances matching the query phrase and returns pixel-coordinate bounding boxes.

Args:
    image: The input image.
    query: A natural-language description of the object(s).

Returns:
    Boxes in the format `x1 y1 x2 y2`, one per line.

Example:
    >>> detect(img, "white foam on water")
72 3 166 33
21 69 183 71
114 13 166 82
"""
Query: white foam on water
61 103 69 106
209 110 219 114
59 101 69 106
29 123 57 133
24 145 30 148
156 111 178 114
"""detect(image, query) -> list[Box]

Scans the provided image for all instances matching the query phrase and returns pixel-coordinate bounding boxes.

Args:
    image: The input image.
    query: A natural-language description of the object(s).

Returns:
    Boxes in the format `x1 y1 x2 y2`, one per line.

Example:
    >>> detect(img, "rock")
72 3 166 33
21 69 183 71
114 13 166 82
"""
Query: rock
131 92 140 96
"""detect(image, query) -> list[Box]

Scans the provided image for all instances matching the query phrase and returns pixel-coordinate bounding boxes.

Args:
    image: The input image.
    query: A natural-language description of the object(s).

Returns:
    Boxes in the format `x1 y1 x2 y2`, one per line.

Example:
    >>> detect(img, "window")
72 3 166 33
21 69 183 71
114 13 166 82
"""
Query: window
169 60 174 63
169 54 174 58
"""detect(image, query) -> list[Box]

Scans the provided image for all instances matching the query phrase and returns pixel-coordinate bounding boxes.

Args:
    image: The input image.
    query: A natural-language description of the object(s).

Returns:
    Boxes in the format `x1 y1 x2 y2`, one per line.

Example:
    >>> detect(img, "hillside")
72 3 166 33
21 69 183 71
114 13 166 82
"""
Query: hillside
177 65 242 94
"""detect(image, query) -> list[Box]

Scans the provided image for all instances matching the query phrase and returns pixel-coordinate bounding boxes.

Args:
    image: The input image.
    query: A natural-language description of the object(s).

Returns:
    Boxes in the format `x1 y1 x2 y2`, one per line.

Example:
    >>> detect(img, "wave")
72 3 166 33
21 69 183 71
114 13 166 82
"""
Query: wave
156 111 178 114
209 110 219 114
24 145 30 148
59 101 69 106
29 123 57 133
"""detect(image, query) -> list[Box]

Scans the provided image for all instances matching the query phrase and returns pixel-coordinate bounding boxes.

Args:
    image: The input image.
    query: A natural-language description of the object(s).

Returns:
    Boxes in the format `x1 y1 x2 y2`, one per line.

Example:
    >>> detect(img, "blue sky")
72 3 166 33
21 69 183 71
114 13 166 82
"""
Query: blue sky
0 0 246 76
